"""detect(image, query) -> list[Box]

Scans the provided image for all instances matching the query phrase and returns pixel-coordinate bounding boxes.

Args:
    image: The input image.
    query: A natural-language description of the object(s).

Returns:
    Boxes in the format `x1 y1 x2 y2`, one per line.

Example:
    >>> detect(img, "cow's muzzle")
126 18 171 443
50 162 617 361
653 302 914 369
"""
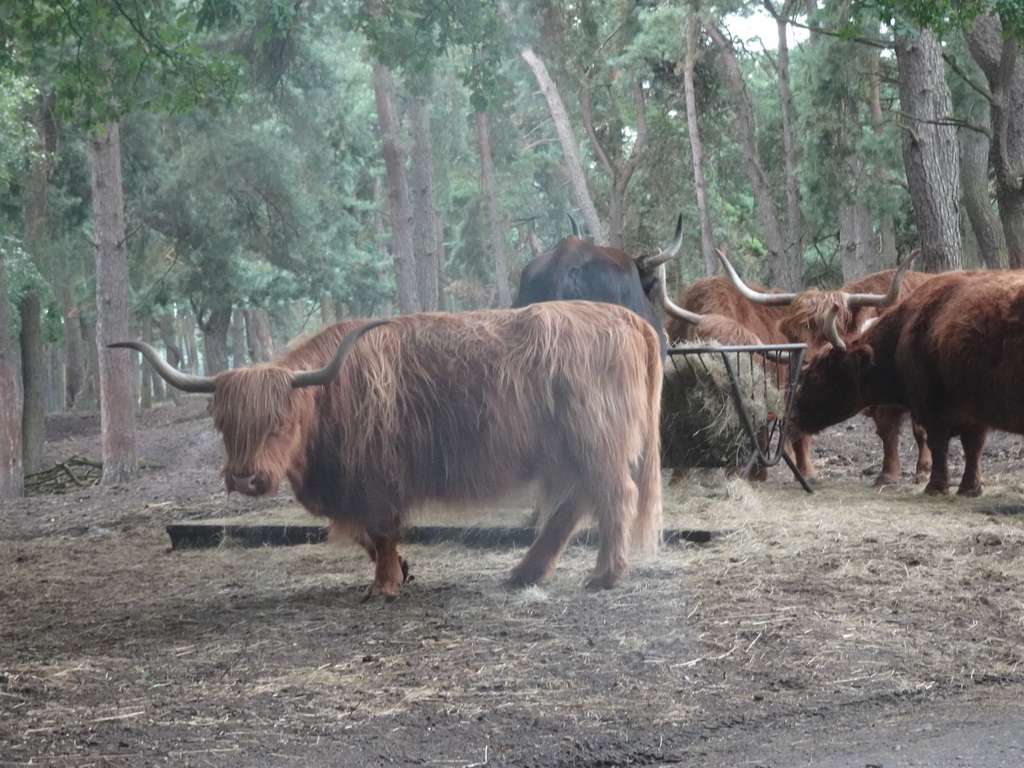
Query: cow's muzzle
228 473 269 496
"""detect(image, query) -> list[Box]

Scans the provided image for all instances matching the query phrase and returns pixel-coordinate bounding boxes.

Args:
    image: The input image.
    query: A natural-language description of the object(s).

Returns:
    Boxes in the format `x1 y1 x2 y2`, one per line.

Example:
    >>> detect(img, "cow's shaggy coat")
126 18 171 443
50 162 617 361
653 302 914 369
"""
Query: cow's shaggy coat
121 301 663 599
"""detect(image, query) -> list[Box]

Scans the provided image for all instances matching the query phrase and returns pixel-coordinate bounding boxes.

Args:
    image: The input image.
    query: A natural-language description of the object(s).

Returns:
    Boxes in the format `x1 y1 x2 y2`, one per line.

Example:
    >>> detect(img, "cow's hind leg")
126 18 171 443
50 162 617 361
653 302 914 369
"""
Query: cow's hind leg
923 427 952 496
911 419 932 484
584 470 638 590
957 429 988 497
509 487 589 587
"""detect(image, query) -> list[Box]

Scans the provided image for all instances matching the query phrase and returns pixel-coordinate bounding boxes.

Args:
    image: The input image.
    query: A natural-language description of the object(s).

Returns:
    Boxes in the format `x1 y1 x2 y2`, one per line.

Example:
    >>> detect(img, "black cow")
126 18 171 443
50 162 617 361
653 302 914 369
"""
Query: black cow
513 216 683 358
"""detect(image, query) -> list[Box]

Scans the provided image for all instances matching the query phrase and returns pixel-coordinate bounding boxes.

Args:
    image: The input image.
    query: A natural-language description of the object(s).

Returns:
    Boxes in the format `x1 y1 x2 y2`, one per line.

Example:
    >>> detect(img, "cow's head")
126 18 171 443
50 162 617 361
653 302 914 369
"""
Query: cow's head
716 249 919 349
793 332 876 435
110 320 387 495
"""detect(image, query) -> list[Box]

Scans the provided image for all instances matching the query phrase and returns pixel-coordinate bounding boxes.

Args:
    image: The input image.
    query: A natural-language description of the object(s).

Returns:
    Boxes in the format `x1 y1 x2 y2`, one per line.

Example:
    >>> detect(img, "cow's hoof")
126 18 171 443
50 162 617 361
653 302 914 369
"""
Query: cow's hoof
957 486 983 498
583 571 619 590
872 474 899 488
923 484 950 496
361 583 401 603
506 571 542 589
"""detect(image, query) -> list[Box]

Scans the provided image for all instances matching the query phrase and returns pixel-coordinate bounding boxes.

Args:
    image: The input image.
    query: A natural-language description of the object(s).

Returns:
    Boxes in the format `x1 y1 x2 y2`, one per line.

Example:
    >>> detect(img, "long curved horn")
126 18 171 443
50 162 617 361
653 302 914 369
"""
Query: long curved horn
654 264 704 325
635 214 685 272
567 214 582 238
291 319 390 389
715 248 797 305
824 305 847 351
108 341 217 393
845 248 921 309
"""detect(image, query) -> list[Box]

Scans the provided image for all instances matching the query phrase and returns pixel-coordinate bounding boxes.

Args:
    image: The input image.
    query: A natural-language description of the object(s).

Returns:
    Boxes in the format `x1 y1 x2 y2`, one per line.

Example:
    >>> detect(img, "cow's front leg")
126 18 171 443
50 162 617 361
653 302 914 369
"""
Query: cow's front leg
342 524 408 601
870 405 906 487
956 429 988 497
361 534 407 602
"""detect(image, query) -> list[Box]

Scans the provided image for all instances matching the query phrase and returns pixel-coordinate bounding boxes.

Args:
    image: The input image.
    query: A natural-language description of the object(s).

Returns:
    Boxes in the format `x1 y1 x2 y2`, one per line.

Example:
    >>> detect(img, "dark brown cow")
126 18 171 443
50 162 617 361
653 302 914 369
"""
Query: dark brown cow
714 250 931 486
514 217 682 359
112 301 663 599
793 270 1024 497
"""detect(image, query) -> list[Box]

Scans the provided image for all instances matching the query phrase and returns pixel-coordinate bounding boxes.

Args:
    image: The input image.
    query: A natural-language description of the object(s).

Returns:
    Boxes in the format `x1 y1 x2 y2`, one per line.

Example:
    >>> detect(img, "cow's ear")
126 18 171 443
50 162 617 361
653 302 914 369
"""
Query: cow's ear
845 345 875 378
566 266 584 300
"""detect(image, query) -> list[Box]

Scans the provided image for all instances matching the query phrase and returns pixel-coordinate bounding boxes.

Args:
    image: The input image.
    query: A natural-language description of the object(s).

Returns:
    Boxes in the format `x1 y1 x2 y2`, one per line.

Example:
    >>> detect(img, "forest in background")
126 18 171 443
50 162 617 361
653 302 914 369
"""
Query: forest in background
0 0 1022 496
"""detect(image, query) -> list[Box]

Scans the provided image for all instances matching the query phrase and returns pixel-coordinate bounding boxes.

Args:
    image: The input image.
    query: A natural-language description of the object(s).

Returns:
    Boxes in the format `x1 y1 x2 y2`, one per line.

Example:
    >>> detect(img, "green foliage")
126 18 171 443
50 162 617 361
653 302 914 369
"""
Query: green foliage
0 234 55 335
347 0 504 110
1 0 246 127
852 0 1024 36
0 71 37 185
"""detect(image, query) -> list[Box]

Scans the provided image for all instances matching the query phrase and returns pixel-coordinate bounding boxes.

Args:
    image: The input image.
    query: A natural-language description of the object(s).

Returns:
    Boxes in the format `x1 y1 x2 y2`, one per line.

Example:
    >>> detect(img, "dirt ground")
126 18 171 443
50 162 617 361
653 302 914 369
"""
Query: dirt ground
3 397 1024 767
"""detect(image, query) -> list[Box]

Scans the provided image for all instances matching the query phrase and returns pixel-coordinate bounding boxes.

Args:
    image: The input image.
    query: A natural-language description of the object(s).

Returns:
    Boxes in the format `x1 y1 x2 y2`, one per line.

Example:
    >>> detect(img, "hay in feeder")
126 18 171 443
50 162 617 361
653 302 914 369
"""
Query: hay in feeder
661 342 786 473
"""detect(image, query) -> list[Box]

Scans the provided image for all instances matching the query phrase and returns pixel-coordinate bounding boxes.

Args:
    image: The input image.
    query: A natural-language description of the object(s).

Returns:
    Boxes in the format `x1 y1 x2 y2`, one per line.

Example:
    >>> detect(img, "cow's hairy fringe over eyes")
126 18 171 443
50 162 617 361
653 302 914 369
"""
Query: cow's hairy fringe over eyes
211 366 296 470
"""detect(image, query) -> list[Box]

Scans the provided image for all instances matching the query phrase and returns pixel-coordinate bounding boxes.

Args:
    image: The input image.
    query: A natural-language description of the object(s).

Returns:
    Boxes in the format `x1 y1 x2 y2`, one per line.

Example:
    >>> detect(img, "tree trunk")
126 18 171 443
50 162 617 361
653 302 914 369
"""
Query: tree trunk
20 93 57 473
90 122 137 485
17 296 44 473
244 308 274 363
773 4 805 280
839 156 875 282
520 47 605 245
320 296 336 327
197 306 231 375
959 105 1006 268
157 314 183 405
966 13 1024 268
895 29 963 272
230 309 247 368
868 48 898 266
372 177 394 318
682 11 716 277
77 312 99 411
580 79 648 249
476 112 512 306
182 313 198 374
139 317 154 410
408 95 444 312
0 255 23 498
705 22 796 288
371 62 420 314
59 282 84 408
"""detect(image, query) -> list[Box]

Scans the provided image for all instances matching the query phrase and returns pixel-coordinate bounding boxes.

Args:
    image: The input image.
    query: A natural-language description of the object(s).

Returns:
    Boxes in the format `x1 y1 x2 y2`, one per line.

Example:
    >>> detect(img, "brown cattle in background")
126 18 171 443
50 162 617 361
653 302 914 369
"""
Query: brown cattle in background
714 249 931 487
794 270 1024 497
113 302 663 600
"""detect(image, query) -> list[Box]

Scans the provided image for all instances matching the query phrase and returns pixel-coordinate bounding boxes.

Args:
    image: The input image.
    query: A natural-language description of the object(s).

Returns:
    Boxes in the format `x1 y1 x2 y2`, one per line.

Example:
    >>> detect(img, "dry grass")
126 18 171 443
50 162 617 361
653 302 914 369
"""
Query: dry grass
662 345 786 472
3 463 1024 764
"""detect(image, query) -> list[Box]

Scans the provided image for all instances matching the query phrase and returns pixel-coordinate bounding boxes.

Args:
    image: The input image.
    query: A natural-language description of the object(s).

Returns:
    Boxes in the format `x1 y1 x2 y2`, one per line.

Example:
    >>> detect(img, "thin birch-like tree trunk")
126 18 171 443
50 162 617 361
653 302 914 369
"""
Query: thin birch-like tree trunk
0 255 23 498
705 22 796 289
476 112 511 306
372 62 420 314
521 47 605 244
683 10 716 277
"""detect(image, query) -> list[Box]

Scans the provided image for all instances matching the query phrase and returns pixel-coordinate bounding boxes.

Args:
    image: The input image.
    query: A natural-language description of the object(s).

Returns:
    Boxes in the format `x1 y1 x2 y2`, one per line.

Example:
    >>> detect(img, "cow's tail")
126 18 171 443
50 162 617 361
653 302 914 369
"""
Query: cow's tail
632 325 664 556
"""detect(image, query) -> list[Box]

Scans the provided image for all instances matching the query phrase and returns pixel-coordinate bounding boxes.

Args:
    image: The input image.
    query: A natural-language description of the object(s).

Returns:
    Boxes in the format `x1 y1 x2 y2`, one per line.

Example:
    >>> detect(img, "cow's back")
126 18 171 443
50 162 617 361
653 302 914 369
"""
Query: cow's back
293 302 661 528
669 276 789 344
882 271 1024 433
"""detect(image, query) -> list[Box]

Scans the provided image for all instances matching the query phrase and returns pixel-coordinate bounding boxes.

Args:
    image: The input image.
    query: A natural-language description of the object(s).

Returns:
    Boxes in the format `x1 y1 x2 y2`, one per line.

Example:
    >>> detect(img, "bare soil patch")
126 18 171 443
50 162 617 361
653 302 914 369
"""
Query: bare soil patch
3 397 1024 766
